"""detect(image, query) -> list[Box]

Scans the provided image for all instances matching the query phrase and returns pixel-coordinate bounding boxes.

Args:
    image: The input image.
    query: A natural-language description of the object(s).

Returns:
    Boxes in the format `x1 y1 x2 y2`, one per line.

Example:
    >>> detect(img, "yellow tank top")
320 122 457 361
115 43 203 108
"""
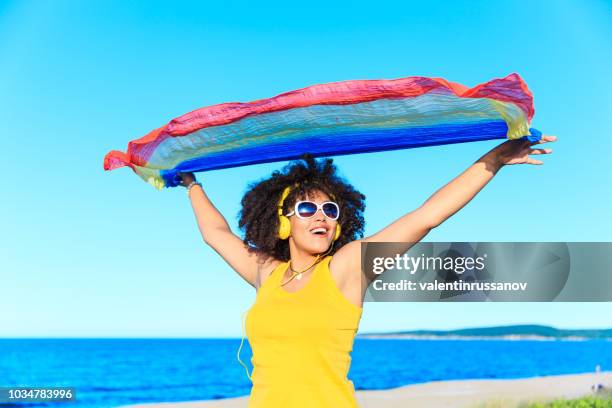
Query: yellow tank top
244 255 363 407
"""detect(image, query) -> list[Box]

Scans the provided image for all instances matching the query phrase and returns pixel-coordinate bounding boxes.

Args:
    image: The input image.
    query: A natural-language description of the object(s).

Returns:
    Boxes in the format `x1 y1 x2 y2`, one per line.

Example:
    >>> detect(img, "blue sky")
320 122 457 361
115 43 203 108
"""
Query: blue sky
1 0 610 337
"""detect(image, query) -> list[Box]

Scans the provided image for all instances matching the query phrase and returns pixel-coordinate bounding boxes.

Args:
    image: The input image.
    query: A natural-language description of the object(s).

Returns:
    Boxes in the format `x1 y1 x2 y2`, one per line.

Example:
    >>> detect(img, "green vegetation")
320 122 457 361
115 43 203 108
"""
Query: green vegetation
475 392 611 408
521 391 612 407
374 324 612 339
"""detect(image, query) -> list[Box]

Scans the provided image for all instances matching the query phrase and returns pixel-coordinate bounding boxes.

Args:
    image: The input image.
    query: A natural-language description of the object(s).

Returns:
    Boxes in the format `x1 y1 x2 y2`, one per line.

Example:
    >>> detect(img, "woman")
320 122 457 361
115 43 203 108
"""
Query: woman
178 134 556 407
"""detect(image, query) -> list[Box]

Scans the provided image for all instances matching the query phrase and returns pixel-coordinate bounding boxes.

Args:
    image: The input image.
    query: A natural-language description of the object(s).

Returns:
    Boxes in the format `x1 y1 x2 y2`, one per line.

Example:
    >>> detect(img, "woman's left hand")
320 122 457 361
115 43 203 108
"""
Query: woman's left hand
491 134 557 166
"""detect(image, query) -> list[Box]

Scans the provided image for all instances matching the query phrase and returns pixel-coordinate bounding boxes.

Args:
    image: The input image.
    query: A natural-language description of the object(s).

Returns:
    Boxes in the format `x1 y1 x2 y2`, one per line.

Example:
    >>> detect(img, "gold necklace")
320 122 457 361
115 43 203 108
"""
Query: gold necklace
280 241 335 286
288 255 322 281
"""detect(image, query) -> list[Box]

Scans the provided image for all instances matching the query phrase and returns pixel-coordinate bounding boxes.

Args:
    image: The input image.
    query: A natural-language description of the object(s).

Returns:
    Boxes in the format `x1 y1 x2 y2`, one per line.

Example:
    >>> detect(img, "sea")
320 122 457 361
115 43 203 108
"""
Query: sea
0 338 610 407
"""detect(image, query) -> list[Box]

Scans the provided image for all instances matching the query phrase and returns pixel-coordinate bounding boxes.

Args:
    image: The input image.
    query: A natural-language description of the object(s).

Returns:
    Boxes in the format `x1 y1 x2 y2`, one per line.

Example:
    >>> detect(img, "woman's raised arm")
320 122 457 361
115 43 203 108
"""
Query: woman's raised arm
332 135 557 282
368 135 557 242
179 172 272 288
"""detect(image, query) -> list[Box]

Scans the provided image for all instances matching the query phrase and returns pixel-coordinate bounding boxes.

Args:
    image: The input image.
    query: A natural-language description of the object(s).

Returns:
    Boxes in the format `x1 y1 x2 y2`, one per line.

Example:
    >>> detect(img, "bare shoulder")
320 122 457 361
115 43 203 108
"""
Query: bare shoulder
329 239 363 286
254 256 283 290
329 240 367 308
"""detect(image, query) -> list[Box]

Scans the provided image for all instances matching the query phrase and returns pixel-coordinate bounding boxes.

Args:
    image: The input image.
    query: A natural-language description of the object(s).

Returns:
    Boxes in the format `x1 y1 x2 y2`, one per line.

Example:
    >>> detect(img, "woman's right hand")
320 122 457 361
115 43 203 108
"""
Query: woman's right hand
177 171 196 187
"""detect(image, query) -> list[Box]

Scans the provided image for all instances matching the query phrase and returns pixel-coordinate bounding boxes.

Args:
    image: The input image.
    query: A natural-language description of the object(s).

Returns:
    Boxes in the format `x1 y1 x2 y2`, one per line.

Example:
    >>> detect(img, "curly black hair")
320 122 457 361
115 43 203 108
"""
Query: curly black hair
238 154 366 262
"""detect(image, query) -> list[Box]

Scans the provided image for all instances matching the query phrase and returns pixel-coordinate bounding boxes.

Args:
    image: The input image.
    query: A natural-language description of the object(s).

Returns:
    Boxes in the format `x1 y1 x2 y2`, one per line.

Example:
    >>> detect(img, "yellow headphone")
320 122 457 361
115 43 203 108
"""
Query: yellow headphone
277 185 341 241
277 186 293 240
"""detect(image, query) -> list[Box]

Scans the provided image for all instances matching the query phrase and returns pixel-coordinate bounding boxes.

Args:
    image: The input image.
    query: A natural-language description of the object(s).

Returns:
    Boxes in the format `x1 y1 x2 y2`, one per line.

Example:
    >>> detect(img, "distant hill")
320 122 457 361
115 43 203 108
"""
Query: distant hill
359 325 612 340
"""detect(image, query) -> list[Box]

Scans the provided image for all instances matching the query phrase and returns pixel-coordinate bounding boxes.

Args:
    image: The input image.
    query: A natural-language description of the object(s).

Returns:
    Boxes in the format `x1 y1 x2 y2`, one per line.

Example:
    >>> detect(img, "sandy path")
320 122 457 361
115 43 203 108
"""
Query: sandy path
119 371 610 408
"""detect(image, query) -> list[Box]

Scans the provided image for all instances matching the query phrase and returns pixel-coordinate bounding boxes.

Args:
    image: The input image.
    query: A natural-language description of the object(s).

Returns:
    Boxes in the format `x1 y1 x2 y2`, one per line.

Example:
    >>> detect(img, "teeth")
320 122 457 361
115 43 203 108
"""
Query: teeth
311 227 327 234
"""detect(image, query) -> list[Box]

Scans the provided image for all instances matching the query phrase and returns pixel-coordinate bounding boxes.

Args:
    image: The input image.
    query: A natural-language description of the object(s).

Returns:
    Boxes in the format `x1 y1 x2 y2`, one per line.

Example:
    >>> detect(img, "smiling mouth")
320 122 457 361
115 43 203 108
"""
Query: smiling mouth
310 227 328 236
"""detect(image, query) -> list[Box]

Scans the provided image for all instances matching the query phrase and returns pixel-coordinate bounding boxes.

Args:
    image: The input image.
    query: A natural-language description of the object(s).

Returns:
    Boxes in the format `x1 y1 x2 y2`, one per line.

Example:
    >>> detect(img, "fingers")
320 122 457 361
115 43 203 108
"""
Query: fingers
526 157 544 165
526 146 552 165
532 135 558 145
513 135 556 165
529 148 553 155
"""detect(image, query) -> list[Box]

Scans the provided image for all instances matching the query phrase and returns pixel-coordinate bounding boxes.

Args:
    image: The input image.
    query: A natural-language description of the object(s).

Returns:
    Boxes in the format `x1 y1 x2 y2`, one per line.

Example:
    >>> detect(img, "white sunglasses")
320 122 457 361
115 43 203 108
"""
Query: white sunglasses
286 201 340 220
